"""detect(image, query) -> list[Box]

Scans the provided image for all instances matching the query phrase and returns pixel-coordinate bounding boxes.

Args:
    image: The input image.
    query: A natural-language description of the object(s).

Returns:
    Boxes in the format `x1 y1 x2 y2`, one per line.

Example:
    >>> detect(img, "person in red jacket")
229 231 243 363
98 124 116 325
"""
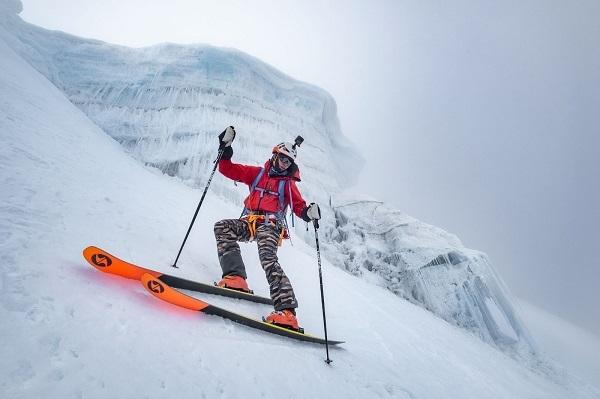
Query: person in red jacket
213 127 321 330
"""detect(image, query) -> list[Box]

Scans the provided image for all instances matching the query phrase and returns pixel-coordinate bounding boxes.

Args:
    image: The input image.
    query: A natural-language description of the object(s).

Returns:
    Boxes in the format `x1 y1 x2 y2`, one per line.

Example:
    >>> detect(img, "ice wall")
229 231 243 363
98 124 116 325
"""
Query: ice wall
1 10 361 210
325 194 535 352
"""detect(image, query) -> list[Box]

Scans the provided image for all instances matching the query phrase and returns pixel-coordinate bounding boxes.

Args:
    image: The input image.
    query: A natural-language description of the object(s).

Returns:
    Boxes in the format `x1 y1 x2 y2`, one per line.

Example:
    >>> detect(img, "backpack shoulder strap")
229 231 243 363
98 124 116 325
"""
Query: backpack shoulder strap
249 167 265 192
277 180 286 211
240 167 265 219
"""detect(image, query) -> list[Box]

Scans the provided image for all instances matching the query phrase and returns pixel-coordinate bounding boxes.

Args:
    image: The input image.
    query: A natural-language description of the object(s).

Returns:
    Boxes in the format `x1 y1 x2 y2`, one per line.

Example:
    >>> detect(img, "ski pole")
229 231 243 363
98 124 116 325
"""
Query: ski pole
313 219 332 364
172 148 224 268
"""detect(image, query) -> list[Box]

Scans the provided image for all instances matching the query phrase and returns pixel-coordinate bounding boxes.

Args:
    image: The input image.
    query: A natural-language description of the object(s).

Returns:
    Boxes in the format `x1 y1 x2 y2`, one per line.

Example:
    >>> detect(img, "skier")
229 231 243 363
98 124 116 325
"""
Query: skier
213 126 321 330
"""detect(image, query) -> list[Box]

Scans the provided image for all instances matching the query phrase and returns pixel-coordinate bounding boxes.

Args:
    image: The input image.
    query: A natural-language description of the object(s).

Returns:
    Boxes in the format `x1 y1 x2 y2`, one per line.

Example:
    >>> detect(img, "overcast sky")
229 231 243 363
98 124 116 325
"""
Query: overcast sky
20 0 600 334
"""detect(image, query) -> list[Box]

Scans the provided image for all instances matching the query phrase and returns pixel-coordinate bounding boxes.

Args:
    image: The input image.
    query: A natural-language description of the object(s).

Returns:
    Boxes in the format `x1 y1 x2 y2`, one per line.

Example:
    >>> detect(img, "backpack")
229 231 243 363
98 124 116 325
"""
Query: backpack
240 167 296 228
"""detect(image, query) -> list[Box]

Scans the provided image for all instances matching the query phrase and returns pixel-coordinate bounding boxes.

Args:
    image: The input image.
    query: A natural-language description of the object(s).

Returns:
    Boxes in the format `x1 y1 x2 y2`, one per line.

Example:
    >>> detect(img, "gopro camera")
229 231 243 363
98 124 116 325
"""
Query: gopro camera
293 135 304 149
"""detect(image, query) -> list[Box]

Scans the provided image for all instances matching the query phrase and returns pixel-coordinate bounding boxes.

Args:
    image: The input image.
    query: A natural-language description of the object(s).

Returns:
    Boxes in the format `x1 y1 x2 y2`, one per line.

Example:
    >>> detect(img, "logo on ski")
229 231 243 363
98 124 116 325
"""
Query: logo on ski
147 280 165 294
91 253 112 267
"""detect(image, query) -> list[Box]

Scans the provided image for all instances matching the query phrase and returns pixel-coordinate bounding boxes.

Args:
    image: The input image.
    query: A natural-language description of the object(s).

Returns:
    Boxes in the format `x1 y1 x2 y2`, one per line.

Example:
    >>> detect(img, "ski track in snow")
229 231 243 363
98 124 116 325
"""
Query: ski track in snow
1 6 600 399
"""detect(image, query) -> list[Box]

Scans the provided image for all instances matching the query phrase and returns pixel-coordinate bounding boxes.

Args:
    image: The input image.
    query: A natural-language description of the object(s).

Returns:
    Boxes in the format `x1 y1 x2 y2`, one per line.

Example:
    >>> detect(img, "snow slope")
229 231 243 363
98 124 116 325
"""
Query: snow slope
0 3 537 353
1 12 599 399
520 301 600 389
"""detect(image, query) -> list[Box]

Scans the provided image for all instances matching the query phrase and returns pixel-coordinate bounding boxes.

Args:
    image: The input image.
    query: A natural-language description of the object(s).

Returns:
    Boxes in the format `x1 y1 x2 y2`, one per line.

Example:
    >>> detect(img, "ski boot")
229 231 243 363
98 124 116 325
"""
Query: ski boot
216 275 253 294
263 309 303 333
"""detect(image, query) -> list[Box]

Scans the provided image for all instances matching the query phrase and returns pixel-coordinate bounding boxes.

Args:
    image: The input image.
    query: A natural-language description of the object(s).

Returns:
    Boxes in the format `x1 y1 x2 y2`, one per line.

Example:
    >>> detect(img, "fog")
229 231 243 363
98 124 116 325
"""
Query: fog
20 0 600 334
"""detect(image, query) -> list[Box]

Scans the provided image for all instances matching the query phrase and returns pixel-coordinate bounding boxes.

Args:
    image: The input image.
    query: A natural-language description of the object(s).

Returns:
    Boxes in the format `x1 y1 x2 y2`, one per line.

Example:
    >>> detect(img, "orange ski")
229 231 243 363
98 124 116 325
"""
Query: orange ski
83 246 160 280
142 273 210 312
140 273 344 346
82 246 273 304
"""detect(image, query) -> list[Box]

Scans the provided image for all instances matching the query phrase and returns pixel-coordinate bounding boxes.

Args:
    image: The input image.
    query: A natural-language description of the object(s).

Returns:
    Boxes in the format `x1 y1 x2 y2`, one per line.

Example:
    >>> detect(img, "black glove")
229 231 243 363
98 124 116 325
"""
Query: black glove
301 203 321 222
218 126 236 149
220 146 233 160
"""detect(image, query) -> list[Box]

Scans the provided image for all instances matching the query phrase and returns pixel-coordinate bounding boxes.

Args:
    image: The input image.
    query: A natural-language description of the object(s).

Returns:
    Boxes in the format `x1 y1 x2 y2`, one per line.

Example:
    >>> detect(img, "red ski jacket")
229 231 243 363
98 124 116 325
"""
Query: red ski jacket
218 159 307 218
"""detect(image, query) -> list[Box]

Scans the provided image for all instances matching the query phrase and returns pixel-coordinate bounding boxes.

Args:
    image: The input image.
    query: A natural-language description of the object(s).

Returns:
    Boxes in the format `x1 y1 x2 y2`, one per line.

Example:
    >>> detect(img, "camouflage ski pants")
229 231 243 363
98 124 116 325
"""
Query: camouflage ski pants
213 218 298 311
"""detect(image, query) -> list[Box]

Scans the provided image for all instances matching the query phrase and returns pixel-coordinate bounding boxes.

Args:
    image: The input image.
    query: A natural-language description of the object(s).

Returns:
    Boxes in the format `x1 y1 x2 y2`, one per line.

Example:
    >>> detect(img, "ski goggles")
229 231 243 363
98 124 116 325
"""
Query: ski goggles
278 155 293 167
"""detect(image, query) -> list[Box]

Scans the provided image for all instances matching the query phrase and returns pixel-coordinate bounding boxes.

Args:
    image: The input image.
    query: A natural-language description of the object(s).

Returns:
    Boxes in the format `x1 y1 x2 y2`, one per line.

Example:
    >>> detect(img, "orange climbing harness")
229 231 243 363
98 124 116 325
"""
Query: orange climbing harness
242 213 289 246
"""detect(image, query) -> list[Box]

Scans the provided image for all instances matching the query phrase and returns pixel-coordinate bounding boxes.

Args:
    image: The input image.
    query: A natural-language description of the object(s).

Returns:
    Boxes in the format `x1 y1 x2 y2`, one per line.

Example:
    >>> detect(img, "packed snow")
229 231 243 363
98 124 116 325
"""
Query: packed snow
519 301 600 391
1 1 599 398
1 4 542 354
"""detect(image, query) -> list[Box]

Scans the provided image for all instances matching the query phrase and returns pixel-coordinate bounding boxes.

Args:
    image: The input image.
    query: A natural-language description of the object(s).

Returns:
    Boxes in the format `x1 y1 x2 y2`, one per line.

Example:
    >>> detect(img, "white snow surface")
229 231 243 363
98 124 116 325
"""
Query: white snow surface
519 301 600 391
1 3 599 398
0 5 541 354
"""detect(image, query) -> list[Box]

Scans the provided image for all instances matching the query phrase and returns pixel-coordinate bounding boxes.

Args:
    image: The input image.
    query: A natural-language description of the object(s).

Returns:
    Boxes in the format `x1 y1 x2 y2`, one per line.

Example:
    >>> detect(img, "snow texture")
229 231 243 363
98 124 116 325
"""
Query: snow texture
0 0 20 15
519 301 600 389
2 3 598 397
1 2 540 355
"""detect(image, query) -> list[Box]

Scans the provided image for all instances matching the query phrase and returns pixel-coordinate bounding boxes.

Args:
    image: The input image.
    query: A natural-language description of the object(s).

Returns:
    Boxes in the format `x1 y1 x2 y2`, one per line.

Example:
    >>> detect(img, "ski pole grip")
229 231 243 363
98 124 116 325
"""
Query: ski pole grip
313 219 320 230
